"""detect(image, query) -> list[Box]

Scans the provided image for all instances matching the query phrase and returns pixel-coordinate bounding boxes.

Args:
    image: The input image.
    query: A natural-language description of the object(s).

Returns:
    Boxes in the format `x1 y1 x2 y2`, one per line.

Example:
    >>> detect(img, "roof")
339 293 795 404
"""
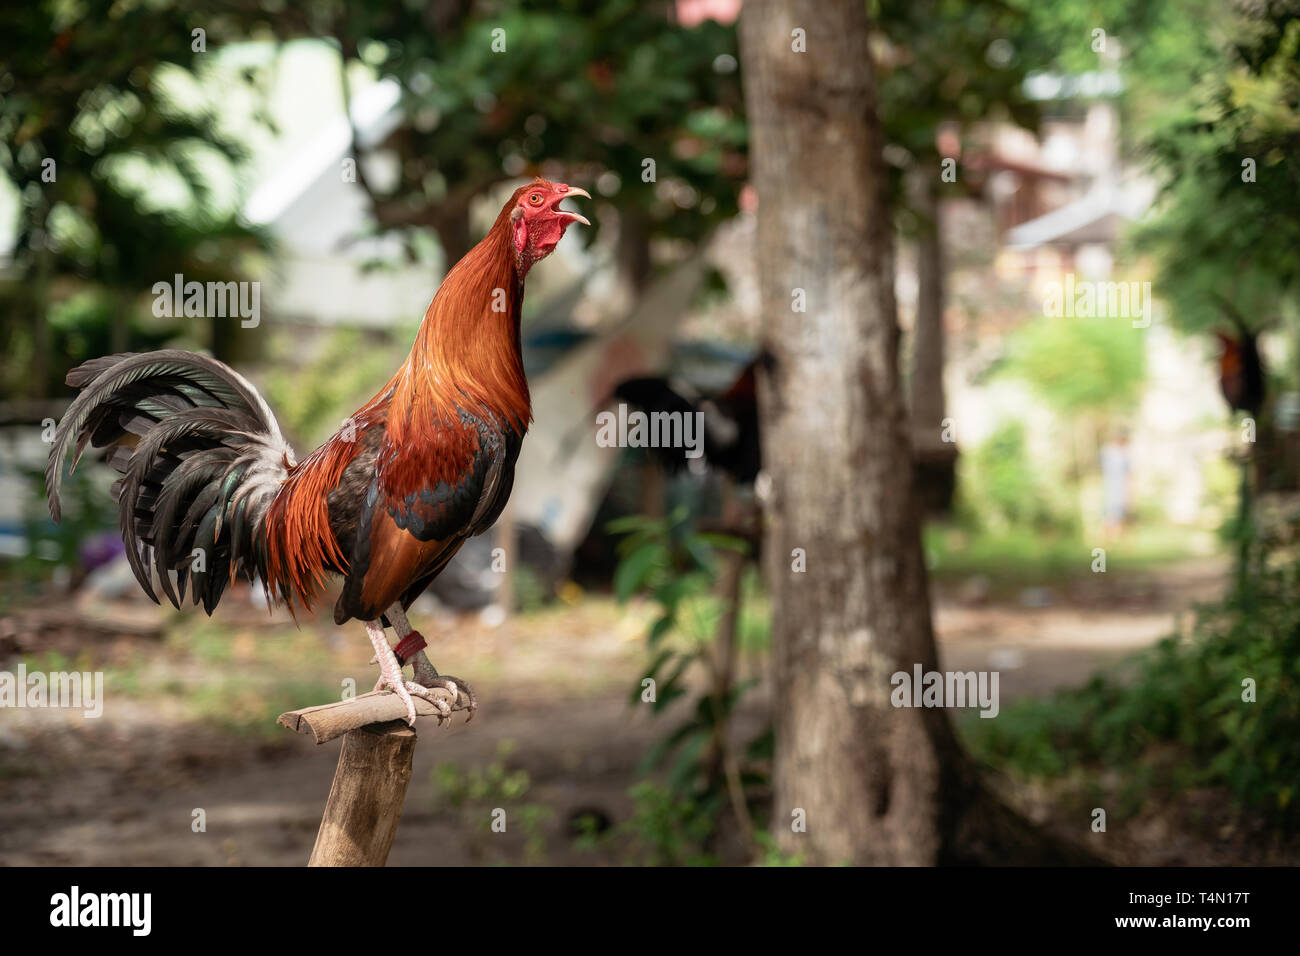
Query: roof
1004 181 1153 250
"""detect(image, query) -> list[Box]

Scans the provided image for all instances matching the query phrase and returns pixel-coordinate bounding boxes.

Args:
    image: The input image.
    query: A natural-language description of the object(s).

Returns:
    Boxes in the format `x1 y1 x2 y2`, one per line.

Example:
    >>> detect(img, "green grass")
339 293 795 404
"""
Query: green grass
925 522 1217 590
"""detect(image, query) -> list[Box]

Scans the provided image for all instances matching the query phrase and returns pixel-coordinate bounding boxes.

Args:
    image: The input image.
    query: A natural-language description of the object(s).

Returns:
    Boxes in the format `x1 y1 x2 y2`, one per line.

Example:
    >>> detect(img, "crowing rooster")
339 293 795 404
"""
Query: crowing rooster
45 179 590 725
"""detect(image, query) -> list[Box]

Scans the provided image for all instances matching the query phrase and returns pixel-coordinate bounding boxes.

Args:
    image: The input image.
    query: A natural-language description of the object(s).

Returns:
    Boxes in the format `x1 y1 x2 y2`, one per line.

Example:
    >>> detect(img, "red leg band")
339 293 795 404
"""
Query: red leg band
393 630 427 665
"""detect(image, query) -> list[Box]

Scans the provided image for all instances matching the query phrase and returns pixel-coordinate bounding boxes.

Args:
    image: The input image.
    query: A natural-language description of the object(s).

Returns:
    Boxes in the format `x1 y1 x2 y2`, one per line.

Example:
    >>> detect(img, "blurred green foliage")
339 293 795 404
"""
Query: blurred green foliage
431 740 553 863
956 420 1076 535
0 0 271 396
609 507 769 857
1134 0 1300 340
618 780 719 866
926 523 1205 591
18 464 115 578
260 326 406 446
301 0 746 278
1003 313 1146 419
1 0 748 405
874 0 1041 233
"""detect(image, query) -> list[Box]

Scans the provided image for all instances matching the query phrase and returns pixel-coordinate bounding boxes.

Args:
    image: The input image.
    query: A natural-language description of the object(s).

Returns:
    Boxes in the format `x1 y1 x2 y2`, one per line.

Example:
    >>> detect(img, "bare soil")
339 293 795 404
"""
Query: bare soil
1 555 1269 866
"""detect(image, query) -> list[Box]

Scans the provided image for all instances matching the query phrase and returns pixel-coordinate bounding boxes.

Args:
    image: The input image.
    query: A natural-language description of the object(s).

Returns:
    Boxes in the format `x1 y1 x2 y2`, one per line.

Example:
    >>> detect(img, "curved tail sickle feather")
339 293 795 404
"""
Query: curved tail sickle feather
46 349 296 615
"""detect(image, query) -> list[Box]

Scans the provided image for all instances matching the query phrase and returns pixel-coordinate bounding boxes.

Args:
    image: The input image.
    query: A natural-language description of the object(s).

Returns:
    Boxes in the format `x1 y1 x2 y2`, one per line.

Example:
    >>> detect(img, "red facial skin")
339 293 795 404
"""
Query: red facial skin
510 180 592 273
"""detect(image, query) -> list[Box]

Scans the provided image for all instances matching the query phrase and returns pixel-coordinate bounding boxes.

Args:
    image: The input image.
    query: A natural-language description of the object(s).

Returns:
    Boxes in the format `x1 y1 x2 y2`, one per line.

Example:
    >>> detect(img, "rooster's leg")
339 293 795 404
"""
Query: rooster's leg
385 603 478 721
364 619 451 726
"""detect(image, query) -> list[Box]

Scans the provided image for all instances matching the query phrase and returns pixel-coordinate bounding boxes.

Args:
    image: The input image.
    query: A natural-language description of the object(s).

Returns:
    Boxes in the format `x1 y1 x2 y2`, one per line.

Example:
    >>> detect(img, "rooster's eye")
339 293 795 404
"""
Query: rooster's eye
528 193 543 204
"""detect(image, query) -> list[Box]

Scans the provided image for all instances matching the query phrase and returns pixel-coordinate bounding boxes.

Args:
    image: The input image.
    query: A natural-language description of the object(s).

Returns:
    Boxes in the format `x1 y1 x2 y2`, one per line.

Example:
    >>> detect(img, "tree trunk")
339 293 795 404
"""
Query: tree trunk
617 205 654 295
909 164 957 515
432 205 473 270
910 165 947 439
307 721 416 867
739 0 1094 866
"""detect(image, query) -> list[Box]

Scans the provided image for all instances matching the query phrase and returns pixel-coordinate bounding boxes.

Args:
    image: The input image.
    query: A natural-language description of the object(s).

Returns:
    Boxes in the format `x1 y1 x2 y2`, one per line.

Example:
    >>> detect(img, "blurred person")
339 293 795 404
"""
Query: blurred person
1100 429 1133 536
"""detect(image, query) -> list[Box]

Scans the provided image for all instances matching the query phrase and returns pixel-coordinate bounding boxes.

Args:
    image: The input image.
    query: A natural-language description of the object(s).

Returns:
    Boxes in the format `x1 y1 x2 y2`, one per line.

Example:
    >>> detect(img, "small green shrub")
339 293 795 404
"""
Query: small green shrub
955 421 1076 536
431 741 553 863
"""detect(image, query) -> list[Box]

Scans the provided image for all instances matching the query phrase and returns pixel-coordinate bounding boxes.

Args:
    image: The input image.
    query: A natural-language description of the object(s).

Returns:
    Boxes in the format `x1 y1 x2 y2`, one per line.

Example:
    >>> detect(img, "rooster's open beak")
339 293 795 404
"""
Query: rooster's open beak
554 186 592 226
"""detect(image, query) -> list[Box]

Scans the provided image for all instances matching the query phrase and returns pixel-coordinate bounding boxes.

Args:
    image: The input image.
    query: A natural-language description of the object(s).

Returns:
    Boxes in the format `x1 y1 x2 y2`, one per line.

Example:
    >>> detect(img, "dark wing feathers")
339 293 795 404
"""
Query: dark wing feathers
331 416 521 624
46 349 292 614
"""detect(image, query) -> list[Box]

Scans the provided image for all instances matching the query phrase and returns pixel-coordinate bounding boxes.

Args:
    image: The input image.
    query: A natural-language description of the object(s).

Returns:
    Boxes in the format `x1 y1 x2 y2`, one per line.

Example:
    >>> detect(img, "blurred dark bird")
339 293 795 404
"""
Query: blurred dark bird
1216 328 1265 419
45 179 590 725
613 355 764 485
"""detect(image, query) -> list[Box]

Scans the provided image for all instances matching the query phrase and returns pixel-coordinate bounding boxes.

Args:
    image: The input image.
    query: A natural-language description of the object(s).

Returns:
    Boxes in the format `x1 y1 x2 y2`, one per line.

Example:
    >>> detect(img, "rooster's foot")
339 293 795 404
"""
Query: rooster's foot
418 674 477 724
400 679 456 721
369 671 421 727
365 620 430 726
410 651 478 723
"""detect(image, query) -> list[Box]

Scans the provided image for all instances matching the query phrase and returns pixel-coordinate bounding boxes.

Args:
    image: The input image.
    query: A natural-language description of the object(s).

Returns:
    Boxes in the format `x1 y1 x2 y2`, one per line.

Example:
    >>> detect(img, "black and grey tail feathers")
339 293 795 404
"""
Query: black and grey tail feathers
45 350 293 614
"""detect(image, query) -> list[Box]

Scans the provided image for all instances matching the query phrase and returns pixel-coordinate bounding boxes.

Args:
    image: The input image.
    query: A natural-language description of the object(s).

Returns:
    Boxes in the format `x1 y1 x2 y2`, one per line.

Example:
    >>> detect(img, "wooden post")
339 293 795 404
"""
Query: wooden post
279 689 470 867
308 720 414 867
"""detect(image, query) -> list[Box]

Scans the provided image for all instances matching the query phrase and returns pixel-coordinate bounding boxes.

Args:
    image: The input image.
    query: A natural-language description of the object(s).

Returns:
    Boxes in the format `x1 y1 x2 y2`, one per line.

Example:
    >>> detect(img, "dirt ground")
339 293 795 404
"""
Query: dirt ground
0 556 1246 866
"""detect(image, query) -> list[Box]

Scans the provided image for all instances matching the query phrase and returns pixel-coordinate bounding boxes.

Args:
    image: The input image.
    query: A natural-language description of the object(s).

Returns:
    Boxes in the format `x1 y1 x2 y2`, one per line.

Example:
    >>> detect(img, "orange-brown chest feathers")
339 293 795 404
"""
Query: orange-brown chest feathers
265 217 531 611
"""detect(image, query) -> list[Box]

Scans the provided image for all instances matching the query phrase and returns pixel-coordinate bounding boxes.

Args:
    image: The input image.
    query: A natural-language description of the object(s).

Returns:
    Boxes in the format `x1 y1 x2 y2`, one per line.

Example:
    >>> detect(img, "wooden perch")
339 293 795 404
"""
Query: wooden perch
278 689 460 744
279 689 470 867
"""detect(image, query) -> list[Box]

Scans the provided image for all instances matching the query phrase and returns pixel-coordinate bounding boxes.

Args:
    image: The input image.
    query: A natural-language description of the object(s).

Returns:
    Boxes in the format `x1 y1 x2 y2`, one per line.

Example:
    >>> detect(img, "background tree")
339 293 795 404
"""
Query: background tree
739 0 1090 865
1134 0 1300 342
0 1 268 401
312 0 746 294
873 0 1040 512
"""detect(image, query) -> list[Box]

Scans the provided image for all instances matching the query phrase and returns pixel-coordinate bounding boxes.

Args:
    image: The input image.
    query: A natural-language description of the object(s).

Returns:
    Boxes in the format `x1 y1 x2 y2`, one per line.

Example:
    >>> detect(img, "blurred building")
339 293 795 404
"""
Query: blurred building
909 56 1226 532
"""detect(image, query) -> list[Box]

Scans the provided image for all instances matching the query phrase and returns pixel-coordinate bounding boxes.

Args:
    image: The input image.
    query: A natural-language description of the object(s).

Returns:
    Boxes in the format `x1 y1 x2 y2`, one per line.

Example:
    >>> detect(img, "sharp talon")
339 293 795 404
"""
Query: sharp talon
437 675 478 718
390 684 417 725
396 641 476 723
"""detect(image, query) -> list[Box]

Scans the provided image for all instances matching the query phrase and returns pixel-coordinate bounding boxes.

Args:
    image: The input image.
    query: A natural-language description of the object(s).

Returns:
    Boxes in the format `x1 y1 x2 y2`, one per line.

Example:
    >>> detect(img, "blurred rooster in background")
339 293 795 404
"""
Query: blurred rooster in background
1216 327 1265 420
612 354 765 485
45 178 590 725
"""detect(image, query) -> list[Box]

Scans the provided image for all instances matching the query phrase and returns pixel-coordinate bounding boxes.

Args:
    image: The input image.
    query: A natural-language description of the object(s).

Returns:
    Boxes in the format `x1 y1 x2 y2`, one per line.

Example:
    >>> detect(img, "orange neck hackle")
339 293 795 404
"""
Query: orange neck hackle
389 215 532 439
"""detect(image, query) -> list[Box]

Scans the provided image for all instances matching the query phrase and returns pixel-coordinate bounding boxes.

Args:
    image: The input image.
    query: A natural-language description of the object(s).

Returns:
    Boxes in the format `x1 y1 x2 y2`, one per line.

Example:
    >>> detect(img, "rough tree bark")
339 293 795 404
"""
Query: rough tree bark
910 166 947 440
739 0 1095 865
908 164 958 515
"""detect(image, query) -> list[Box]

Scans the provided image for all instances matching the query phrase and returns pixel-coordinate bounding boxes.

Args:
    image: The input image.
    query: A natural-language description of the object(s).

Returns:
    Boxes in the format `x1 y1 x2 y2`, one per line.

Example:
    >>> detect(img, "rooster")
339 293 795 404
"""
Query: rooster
1216 328 1265 420
45 178 590 725
611 355 764 484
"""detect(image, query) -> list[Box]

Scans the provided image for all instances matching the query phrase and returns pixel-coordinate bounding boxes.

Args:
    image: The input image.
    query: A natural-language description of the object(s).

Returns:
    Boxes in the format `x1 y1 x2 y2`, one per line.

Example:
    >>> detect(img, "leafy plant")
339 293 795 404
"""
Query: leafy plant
1003 314 1147 421
956 420 1076 535
618 780 718 866
431 740 554 863
17 464 117 582
609 506 769 860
